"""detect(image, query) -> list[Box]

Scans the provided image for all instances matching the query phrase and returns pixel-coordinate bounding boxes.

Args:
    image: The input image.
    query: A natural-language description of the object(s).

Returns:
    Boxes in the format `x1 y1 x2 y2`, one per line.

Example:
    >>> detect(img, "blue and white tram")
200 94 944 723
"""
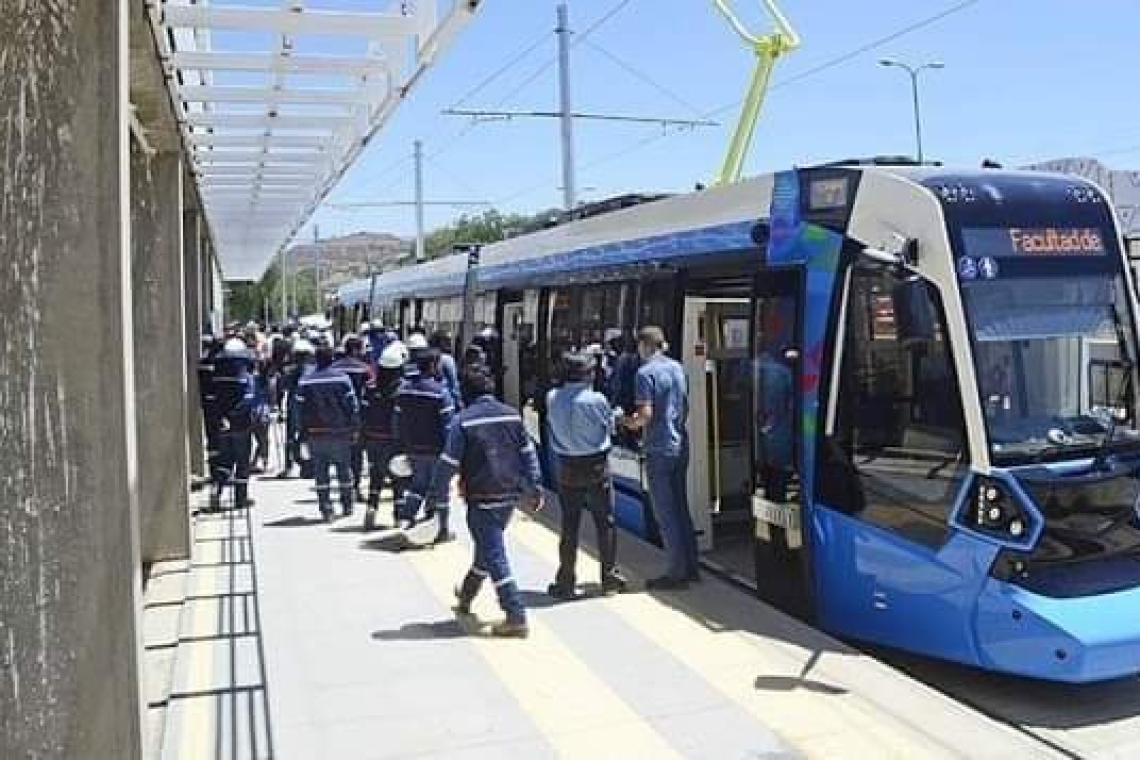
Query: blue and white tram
337 160 1140 682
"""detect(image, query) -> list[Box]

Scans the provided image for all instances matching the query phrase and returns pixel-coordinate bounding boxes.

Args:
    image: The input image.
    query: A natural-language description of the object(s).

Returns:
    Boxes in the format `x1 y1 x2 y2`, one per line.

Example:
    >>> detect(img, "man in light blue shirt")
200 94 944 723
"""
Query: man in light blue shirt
546 353 627 598
624 326 699 589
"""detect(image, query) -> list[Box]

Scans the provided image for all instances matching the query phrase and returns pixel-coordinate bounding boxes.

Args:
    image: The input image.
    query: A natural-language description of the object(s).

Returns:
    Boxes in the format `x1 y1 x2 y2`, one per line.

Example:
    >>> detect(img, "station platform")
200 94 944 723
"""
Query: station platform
151 477 1059 759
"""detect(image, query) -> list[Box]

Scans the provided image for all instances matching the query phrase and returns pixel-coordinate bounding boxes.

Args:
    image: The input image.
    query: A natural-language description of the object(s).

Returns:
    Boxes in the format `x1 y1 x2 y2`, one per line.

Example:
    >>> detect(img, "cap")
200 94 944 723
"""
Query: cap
406 333 429 350
223 338 248 353
562 352 593 381
293 338 315 355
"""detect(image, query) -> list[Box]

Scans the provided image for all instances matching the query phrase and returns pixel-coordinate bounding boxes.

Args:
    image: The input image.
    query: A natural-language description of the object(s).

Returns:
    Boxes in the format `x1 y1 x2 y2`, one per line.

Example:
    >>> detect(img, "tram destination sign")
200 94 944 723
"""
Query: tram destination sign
962 227 1106 258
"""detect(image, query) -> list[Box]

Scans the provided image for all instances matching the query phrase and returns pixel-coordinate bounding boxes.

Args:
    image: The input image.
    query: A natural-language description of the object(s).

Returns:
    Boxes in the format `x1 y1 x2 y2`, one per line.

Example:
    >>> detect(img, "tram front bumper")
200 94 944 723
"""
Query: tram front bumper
975 578 1140 683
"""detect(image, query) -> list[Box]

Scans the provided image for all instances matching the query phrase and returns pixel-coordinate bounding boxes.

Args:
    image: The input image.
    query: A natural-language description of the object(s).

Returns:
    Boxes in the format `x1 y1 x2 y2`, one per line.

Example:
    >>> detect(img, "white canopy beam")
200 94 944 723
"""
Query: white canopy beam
162 5 420 38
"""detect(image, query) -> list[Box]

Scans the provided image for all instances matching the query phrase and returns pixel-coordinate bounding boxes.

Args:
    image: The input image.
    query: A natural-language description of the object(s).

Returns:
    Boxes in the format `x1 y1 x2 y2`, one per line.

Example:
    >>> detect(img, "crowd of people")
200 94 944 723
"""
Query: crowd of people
197 319 698 637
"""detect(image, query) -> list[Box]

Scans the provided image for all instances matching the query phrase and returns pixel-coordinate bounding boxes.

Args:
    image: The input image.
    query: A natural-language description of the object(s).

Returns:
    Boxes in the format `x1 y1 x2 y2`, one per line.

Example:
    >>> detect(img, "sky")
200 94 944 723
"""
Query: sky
260 0 1140 243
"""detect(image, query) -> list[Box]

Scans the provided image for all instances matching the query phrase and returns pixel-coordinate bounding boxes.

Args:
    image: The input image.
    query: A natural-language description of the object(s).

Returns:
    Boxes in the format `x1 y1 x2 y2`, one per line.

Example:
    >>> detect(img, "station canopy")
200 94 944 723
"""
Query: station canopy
154 1 479 280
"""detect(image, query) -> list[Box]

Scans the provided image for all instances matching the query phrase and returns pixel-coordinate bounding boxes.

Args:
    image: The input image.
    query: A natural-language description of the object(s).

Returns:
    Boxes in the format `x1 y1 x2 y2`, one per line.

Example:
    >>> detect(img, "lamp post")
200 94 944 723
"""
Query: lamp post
878 58 944 163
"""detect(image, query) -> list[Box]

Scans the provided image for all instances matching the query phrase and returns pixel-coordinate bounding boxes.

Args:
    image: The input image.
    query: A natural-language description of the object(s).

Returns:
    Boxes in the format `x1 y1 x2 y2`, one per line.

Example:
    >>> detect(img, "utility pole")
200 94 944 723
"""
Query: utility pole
556 3 576 212
313 225 322 313
414 139 426 262
279 247 287 323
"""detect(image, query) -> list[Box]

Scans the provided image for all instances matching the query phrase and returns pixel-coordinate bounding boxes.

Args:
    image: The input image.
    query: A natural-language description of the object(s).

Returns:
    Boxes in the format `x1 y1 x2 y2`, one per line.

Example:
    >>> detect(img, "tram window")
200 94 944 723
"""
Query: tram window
820 269 968 548
1089 359 1134 421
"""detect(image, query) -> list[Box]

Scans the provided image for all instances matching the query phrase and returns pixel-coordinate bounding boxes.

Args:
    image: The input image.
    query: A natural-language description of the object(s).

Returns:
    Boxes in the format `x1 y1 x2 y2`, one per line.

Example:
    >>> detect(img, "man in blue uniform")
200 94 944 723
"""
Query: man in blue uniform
212 338 259 510
623 326 699 589
360 341 407 531
545 352 626 599
198 334 222 494
332 335 373 502
395 347 454 531
426 365 544 638
297 345 360 522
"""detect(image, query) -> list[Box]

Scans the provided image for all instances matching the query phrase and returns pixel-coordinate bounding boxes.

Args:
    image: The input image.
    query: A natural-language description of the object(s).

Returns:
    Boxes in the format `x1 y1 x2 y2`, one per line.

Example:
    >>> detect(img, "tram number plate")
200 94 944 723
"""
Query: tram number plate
753 496 799 532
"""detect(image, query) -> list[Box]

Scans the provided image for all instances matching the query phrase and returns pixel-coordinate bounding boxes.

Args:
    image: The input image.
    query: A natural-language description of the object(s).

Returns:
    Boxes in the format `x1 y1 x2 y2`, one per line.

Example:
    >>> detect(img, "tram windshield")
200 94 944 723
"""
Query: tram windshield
961 269 1140 462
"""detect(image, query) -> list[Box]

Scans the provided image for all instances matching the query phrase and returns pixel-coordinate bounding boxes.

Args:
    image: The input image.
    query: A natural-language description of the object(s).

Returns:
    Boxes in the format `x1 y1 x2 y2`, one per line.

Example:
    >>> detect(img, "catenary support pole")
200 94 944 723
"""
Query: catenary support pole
414 139 426 261
556 3 576 212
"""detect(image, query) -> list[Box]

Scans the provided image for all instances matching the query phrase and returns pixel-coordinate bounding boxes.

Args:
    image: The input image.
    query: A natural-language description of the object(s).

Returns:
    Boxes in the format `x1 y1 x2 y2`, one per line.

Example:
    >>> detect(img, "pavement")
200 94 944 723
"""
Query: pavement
155 476 1060 760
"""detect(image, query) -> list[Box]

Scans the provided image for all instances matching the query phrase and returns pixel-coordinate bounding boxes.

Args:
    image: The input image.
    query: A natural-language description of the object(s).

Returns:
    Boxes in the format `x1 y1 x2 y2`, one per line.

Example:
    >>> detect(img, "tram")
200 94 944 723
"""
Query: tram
336 159 1140 682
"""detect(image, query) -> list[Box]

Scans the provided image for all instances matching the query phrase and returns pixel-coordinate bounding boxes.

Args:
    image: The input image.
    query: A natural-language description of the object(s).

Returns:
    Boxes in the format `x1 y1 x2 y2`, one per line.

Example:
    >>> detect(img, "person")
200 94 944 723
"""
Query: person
277 338 316 478
332 335 373 501
425 365 544 638
545 353 627 598
296 345 360 521
211 338 259 510
429 331 462 409
360 341 407 531
623 326 699 589
395 347 455 533
198 335 222 493
755 344 794 503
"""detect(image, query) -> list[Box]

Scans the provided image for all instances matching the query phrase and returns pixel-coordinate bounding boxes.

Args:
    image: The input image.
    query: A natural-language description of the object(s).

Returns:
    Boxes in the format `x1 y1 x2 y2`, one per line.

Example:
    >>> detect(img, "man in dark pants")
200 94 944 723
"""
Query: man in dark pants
426 365 544 638
360 340 407 530
331 335 373 501
211 338 258 510
198 334 222 493
395 347 454 534
297 345 360 521
545 353 627 598
623 326 700 589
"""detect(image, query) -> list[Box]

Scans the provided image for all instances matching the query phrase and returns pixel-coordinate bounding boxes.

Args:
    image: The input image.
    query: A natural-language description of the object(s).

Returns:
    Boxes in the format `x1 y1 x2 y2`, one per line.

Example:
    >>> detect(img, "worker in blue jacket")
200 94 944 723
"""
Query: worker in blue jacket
395 347 455 531
426 364 544 638
332 335 373 502
360 340 407 531
211 338 259 510
297 345 360 522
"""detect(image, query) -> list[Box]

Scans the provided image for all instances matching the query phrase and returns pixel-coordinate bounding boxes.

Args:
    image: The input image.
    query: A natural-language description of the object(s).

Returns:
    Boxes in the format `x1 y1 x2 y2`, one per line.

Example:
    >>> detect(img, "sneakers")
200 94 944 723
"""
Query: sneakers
490 619 530 639
601 575 629 596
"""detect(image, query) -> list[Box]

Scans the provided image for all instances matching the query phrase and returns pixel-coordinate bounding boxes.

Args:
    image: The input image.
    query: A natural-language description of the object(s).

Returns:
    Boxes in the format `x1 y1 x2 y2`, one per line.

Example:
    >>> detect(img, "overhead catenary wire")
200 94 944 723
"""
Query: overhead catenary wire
569 0 983 183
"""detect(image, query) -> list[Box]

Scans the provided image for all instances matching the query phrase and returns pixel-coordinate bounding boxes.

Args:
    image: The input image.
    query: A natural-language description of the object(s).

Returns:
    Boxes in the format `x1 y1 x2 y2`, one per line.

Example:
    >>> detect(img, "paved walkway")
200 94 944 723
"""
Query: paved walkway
159 477 1057 759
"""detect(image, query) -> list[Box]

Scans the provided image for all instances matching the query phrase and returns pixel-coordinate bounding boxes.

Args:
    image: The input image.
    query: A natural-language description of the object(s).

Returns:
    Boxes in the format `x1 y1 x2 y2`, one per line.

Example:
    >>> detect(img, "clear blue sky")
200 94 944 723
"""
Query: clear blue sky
286 0 1140 242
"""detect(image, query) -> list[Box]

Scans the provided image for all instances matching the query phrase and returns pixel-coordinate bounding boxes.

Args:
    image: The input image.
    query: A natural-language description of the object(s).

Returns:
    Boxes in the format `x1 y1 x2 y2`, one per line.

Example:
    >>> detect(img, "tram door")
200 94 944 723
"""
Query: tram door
682 297 753 553
501 302 524 410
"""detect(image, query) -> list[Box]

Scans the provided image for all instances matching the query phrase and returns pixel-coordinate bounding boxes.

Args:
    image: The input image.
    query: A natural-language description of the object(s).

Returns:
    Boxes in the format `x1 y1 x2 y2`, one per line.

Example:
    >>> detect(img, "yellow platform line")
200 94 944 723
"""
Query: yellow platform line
405 532 683 760
507 514 955 760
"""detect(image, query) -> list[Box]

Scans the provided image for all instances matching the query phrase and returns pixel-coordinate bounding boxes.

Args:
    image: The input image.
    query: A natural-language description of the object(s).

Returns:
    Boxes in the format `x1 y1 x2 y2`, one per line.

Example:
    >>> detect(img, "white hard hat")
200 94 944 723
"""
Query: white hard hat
293 338 315 355
223 338 247 353
359 321 371 333
379 340 409 369
406 333 429 350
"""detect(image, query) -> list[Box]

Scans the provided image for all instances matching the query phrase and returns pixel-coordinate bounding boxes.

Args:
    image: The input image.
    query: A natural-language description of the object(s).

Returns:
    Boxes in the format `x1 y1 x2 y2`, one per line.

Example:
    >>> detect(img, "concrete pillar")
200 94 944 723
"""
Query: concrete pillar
130 147 191 563
0 2 146 758
183 206 205 477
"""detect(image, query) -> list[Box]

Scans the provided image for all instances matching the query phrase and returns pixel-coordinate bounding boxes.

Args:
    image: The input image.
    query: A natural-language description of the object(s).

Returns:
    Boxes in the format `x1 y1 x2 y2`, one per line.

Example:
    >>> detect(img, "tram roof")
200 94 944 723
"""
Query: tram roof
337 164 1110 308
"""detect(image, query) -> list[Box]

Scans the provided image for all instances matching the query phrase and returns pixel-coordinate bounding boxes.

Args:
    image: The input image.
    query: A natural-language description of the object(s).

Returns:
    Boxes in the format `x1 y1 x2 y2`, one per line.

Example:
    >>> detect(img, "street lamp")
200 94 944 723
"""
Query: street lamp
878 58 944 163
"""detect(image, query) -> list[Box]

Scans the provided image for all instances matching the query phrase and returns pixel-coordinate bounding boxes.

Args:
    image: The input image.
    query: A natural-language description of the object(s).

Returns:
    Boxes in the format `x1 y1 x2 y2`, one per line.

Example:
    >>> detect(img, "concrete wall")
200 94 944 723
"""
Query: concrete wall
130 146 192 563
0 1 146 758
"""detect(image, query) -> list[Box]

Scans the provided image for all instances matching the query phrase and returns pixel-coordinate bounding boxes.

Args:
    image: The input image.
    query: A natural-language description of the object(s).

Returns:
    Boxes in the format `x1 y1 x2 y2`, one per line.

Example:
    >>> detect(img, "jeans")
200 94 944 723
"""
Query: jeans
215 429 252 507
309 437 354 513
645 450 698 580
400 453 438 522
555 476 619 587
457 505 525 623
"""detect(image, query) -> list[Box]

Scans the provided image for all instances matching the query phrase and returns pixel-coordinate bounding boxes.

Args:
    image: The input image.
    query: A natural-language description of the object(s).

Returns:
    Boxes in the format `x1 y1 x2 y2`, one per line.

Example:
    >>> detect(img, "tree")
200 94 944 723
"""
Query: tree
423 207 561 259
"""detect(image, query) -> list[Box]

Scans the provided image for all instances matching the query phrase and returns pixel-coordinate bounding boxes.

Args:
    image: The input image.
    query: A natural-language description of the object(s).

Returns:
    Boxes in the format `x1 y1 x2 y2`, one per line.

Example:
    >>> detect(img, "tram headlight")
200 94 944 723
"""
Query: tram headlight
972 479 1030 542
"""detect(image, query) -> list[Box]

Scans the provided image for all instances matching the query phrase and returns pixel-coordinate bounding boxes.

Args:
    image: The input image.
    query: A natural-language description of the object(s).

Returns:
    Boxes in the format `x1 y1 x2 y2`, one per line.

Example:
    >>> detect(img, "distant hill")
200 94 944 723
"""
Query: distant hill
288 232 411 294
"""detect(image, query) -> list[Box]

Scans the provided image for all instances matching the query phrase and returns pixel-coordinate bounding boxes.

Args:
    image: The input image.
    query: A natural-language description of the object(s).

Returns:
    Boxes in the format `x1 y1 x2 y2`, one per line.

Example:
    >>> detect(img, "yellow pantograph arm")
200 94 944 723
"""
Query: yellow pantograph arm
711 0 801 185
